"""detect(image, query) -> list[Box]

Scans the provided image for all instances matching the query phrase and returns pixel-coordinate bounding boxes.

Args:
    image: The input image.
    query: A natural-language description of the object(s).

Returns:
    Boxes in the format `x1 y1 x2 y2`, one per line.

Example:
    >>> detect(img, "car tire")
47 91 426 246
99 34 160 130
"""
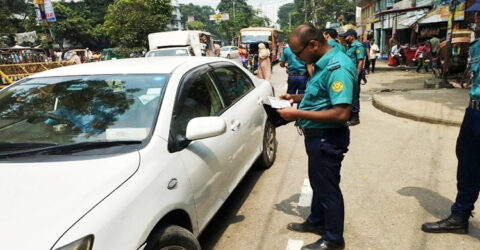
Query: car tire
146 225 200 250
256 121 276 169
227 54 231 59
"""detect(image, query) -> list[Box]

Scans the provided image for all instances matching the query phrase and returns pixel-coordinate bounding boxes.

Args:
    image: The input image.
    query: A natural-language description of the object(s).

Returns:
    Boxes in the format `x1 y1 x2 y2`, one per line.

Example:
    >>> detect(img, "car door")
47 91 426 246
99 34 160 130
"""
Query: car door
232 47 239 58
209 62 265 185
168 65 242 231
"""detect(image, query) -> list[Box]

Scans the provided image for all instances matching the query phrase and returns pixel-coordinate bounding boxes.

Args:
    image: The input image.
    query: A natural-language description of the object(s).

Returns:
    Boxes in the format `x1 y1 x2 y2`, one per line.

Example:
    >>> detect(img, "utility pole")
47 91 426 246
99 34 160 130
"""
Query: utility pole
304 0 307 23
289 12 292 30
35 0 56 61
443 0 459 86
233 0 236 22
311 0 317 27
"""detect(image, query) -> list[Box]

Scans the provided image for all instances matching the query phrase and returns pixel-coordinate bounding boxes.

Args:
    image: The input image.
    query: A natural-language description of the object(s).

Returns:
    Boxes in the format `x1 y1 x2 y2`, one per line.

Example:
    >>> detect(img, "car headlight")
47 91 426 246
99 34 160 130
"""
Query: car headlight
55 235 94 250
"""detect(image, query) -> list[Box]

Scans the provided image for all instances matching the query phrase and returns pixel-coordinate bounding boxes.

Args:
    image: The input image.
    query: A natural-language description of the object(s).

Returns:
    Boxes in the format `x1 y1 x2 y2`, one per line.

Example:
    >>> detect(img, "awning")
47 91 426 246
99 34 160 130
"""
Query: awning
418 4 465 24
397 11 427 29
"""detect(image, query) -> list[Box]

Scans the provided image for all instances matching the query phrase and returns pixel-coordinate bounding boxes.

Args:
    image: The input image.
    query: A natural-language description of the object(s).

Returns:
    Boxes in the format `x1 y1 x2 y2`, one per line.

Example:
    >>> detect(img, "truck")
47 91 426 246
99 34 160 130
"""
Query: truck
147 30 214 57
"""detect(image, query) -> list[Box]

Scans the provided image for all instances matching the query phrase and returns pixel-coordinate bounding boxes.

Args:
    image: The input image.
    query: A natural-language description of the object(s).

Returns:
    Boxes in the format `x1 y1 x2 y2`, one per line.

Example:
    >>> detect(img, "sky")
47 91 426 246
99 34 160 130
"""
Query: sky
177 0 294 25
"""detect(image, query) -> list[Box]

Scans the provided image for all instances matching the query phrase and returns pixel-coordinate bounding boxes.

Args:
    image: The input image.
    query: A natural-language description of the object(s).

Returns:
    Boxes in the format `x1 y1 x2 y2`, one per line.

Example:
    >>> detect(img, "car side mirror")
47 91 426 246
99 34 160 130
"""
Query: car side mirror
186 117 226 141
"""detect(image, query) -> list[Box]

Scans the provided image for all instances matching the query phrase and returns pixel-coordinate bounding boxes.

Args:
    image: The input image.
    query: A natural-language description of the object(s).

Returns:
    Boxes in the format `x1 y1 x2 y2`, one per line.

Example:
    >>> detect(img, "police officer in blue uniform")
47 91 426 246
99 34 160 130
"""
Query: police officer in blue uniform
280 45 313 94
277 24 357 250
323 29 346 53
340 29 365 126
422 3 480 234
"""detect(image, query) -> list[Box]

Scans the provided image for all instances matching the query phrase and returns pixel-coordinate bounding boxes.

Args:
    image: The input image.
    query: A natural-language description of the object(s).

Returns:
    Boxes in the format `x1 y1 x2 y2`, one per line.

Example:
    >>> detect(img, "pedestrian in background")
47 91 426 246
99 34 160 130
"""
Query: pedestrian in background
421 4 480 236
430 35 440 58
323 29 346 53
280 44 311 94
257 43 271 81
363 36 371 75
238 45 248 68
340 29 365 126
278 24 356 250
368 39 379 73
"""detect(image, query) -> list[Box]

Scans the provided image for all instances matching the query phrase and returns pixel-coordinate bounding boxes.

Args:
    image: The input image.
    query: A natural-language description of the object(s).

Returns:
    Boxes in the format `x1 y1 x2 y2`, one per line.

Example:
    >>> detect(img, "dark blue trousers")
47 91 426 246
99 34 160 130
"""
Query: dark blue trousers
287 75 308 94
305 127 350 243
352 77 361 114
451 107 480 218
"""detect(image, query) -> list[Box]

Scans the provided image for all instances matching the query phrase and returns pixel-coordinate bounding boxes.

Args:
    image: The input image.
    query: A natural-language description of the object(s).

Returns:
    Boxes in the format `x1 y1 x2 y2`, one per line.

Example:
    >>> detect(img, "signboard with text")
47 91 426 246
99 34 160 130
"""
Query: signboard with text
34 0 56 22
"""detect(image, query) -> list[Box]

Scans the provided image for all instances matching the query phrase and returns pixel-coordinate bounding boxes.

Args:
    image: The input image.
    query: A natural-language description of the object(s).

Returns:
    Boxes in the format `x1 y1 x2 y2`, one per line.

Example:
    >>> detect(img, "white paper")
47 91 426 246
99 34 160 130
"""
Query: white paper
267 96 292 109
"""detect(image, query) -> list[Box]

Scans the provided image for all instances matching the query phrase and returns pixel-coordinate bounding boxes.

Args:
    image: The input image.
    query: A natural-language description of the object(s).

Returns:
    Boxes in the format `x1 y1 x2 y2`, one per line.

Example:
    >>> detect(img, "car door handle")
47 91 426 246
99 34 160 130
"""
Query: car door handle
230 120 241 131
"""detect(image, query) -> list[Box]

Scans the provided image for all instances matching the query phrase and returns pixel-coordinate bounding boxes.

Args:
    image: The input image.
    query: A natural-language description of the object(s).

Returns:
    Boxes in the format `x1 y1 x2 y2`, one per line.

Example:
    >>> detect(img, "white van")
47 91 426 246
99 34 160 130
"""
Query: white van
148 30 214 57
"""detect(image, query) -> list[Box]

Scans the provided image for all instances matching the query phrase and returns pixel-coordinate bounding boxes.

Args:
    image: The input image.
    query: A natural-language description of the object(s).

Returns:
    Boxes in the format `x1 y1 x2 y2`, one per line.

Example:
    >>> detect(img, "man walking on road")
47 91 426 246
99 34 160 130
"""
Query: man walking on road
280 45 312 94
277 24 357 250
340 29 365 126
422 4 480 235
323 29 346 53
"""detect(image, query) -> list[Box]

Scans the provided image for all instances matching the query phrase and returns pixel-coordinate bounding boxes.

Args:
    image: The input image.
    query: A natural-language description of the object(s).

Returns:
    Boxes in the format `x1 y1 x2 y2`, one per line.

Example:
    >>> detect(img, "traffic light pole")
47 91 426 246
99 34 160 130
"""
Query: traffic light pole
36 0 56 61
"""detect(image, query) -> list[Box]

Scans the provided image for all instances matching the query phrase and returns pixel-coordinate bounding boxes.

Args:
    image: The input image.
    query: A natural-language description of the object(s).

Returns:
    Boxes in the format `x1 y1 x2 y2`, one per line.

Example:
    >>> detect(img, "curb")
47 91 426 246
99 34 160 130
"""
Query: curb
371 94 462 127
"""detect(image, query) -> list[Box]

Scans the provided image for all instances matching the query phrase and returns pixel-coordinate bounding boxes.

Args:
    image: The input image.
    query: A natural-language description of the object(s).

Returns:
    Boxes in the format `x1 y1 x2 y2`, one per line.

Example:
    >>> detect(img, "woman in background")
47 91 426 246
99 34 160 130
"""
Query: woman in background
257 43 271 81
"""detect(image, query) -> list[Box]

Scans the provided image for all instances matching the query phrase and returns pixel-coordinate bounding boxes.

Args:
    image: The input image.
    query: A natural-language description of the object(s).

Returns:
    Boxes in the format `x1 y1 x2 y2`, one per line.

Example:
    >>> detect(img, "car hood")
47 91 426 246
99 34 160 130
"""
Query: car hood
0 152 140 250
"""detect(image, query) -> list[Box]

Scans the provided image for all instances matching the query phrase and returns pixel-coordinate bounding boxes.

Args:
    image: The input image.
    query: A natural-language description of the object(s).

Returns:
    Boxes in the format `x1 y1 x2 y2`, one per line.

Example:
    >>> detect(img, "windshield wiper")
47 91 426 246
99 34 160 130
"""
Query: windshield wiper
0 140 142 158
0 142 59 152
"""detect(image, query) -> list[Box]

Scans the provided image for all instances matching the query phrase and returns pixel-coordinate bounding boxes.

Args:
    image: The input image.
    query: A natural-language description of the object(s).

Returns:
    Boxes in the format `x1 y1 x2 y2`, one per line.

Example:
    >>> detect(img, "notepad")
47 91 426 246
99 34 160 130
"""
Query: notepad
266 96 292 109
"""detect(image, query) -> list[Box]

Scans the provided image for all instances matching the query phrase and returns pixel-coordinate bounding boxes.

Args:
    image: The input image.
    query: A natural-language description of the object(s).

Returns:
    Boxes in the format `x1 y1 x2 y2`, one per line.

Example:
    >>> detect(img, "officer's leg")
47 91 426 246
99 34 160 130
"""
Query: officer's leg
351 78 361 114
297 76 308 94
286 76 296 94
451 107 480 218
305 130 350 243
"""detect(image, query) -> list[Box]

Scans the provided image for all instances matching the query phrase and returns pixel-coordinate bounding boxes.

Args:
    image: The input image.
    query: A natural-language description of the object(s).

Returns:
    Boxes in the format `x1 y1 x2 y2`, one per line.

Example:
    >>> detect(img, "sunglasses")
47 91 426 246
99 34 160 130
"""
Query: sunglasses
292 40 312 56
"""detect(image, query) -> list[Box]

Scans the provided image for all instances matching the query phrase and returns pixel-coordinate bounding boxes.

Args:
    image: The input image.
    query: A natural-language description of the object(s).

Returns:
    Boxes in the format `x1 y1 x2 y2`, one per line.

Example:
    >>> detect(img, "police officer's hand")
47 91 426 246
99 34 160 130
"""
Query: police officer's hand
279 94 294 104
277 107 298 121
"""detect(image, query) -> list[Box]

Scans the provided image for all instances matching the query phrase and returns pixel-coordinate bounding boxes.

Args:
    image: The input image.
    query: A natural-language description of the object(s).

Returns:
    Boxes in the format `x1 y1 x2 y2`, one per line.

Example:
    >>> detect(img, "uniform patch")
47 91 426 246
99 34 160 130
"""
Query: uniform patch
332 81 344 92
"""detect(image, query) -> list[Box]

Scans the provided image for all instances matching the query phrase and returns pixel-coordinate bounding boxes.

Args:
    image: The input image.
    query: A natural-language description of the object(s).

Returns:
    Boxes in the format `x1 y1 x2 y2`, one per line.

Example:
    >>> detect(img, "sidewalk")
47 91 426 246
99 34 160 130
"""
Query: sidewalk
368 61 470 126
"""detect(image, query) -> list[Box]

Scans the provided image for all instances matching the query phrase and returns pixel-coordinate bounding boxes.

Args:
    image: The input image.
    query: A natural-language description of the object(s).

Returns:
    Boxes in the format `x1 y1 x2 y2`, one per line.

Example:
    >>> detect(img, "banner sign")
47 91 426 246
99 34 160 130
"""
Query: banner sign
44 0 56 22
209 13 229 21
187 16 195 22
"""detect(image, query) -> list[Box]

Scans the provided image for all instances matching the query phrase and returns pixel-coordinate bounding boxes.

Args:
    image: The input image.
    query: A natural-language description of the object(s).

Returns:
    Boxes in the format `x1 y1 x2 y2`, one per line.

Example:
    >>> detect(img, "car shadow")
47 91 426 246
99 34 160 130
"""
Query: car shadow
273 193 310 220
198 166 266 250
397 186 480 241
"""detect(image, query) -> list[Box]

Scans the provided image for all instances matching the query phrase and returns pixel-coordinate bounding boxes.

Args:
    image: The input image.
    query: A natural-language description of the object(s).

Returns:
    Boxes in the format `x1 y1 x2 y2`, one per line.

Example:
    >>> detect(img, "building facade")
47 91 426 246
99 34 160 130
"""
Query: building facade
168 0 183 31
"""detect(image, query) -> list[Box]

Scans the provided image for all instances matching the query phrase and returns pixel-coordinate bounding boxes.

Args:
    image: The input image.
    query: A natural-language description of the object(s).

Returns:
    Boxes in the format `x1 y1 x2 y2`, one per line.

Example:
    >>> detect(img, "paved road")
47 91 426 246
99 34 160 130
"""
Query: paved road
199 62 480 249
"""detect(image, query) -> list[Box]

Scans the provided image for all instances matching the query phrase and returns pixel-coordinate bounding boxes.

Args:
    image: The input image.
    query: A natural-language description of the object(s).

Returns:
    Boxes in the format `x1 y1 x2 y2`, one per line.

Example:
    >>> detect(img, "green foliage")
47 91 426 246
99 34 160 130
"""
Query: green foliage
216 0 271 43
186 21 205 31
278 0 356 31
103 0 172 48
50 3 92 51
179 4 224 40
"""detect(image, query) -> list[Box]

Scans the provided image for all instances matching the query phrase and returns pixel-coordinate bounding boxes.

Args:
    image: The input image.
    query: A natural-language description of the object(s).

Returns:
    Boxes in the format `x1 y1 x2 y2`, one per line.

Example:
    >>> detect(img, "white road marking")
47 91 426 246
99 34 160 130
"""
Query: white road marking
286 239 304 250
298 178 312 207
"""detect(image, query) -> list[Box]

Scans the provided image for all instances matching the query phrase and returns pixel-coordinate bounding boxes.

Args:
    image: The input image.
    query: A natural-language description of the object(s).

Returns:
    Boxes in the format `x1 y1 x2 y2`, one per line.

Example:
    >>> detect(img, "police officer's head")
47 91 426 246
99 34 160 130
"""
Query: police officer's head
339 29 357 45
323 29 338 41
289 24 328 64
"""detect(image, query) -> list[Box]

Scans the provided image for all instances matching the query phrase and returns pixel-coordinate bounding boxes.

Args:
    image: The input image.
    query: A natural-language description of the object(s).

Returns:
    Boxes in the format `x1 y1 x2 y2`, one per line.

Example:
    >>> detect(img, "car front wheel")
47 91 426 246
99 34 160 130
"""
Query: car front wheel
227 54 231 59
146 225 200 250
256 121 276 169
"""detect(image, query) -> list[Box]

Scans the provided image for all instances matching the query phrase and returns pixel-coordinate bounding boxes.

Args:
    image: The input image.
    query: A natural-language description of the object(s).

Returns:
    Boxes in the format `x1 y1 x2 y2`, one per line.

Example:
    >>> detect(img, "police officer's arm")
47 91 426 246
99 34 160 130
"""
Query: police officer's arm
279 93 304 104
278 104 351 122
356 46 365 75
278 69 354 122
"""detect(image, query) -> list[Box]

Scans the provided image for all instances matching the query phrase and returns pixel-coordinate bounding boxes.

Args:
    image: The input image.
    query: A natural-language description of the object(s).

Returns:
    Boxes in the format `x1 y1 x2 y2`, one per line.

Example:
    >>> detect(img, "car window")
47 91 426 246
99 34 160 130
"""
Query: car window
211 66 255 105
170 71 225 141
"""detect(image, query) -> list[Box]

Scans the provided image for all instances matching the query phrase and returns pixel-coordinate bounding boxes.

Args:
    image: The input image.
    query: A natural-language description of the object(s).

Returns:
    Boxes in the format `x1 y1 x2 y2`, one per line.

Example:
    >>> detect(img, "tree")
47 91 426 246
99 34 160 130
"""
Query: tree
216 0 271 43
179 4 223 40
278 0 355 31
186 21 205 31
103 0 172 48
50 3 92 53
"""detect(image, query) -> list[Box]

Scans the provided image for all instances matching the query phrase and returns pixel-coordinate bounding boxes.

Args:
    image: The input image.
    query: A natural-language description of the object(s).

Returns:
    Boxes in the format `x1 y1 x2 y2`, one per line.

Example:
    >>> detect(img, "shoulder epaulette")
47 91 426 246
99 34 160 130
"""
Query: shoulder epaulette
327 59 341 71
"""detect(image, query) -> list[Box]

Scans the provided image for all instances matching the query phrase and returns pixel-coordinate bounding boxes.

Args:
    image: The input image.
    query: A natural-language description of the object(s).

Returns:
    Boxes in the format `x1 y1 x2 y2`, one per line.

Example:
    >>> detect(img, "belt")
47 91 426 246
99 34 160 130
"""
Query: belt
300 126 347 137
289 73 307 76
470 98 480 111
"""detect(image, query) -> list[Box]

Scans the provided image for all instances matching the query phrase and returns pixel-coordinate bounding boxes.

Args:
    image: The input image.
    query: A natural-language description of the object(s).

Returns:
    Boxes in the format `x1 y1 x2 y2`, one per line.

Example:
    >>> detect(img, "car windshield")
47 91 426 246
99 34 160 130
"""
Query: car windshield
146 49 189 57
0 74 168 150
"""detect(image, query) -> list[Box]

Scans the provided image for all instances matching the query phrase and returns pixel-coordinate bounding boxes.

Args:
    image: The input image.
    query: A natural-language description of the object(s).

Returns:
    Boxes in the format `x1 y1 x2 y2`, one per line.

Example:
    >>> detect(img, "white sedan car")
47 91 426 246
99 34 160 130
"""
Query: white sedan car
0 57 276 250
219 46 239 59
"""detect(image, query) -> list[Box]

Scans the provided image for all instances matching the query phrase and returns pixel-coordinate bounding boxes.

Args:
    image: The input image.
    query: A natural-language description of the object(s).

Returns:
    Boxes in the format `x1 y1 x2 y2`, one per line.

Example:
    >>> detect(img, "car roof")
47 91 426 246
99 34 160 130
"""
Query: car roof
28 57 233 78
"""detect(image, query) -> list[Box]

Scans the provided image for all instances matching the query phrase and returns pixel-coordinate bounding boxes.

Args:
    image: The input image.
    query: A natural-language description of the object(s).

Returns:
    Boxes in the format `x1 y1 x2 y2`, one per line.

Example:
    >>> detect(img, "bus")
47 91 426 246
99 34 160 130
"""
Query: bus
238 27 284 63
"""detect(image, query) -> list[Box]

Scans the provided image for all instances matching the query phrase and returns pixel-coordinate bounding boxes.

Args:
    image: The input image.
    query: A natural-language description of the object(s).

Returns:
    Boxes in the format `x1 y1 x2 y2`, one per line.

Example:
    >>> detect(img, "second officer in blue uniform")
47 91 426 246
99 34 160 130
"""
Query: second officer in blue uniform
278 24 357 250
422 4 480 235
